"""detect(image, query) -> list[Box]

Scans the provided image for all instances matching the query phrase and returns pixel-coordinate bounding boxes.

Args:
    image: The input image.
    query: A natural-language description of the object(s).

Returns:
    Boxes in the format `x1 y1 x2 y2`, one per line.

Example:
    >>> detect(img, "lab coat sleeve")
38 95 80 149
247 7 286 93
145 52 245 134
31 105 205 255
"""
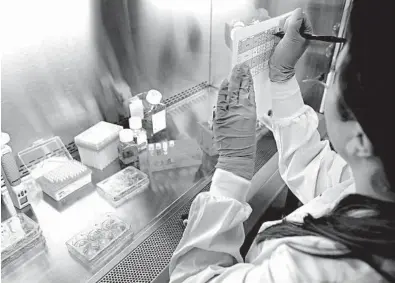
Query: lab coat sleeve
259 77 352 204
169 167 332 283
169 168 253 283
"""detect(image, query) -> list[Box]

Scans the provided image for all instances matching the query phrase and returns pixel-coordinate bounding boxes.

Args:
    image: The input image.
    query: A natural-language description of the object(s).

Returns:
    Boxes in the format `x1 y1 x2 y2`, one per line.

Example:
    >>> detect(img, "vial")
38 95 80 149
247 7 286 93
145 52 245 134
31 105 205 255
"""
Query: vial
129 116 147 152
118 129 140 169
155 143 162 156
148 144 155 156
162 141 168 155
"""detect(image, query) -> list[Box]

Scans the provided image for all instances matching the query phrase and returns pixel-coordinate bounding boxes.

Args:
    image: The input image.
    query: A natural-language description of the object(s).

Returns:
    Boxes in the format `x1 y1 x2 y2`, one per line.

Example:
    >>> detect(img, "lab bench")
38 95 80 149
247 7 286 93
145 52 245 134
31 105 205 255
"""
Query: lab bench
1 86 326 283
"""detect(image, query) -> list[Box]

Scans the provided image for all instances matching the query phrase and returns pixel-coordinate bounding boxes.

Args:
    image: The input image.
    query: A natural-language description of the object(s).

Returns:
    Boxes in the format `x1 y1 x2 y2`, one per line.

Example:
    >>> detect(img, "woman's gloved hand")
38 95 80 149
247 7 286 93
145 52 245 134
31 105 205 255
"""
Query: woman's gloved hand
214 64 257 180
269 8 313 82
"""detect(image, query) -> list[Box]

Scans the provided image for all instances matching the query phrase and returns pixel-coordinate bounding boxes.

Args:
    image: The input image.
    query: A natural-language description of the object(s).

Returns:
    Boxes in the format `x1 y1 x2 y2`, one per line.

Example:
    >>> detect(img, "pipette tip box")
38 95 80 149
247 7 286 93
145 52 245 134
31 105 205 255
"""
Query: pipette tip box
18 137 92 201
75 121 123 170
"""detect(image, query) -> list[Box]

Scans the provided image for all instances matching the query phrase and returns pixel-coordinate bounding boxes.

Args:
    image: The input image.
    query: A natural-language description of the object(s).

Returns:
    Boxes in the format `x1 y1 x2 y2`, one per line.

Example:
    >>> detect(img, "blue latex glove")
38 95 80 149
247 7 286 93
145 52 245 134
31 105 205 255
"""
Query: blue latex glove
214 64 257 180
269 8 313 82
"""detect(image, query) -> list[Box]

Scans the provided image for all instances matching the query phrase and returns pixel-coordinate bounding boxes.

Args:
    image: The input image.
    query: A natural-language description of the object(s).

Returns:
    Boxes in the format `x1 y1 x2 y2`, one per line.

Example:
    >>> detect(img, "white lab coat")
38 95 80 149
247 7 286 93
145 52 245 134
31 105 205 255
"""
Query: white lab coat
169 78 389 282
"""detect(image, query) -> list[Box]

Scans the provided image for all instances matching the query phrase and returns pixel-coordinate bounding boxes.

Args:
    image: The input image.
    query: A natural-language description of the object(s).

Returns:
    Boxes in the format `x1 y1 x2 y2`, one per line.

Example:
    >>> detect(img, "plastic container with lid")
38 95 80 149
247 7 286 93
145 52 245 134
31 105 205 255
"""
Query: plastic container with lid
74 121 123 170
18 137 92 201
118 129 139 169
66 213 132 268
129 117 147 152
1 213 45 267
96 166 149 207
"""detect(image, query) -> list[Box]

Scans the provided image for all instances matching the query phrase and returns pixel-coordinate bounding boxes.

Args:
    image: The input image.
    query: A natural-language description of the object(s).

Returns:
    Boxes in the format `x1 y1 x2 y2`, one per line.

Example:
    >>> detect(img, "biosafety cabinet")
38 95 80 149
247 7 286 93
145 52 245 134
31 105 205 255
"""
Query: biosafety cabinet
1 0 351 282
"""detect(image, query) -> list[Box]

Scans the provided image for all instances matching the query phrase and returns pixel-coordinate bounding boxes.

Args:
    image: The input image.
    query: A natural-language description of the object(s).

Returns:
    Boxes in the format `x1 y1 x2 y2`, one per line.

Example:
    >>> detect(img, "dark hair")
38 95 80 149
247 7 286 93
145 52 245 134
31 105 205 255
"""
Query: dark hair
257 1 395 280
257 194 395 281
340 0 395 189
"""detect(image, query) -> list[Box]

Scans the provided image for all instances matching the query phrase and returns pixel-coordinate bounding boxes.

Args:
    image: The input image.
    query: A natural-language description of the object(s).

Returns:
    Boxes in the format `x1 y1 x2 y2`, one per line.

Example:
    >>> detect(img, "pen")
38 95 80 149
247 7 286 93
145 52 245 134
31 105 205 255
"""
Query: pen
274 31 346 43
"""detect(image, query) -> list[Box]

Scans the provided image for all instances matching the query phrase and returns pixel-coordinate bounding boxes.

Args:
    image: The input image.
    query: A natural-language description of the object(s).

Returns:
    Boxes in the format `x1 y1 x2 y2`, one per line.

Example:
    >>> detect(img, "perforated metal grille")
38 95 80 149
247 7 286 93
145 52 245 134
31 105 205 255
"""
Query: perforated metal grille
98 135 278 283
163 82 208 108
98 185 210 283
118 82 209 131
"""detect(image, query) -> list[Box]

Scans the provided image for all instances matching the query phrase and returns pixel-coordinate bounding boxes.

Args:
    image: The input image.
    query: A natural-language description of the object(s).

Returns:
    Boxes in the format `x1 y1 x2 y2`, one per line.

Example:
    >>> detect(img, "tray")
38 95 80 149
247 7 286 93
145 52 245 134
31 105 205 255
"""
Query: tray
1 214 44 265
66 214 132 267
96 166 149 207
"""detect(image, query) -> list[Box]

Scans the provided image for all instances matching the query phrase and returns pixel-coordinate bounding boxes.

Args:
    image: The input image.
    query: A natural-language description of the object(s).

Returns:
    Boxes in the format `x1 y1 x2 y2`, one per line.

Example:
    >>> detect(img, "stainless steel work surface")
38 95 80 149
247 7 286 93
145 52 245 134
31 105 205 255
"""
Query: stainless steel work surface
1 159 215 283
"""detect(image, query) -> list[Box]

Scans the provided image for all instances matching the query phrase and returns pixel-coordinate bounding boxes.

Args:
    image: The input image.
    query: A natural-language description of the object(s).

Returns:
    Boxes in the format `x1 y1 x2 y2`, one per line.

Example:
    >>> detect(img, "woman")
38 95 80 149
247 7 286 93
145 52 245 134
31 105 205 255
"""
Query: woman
170 1 395 282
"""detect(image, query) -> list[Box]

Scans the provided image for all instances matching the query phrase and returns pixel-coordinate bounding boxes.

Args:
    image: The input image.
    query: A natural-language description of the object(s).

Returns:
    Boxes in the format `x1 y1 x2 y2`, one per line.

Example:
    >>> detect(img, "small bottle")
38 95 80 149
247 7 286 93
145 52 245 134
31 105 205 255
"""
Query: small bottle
128 96 144 119
162 141 168 155
144 90 167 143
118 129 139 169
129 116 147 152
168 140 176 164
154 143 163 167
148 144 155 157
155 143 162 156
147 144 155 166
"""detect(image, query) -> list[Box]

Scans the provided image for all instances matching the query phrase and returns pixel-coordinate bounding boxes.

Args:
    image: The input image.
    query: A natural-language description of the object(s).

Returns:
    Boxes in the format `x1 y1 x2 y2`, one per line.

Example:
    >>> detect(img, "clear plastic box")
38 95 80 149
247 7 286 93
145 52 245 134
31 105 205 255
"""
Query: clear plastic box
147 139 203 172
96 166 149 207
1 213 45 266
74 121 123 170
18 137 92 201
66 213 132 268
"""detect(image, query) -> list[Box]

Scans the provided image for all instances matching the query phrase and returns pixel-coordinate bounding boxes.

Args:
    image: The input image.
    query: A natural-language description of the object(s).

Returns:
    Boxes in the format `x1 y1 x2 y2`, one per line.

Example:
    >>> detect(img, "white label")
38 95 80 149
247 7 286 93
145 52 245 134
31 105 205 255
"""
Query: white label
152 109 166 134
53 174 91 201
136 132 147 151
129 99 144 118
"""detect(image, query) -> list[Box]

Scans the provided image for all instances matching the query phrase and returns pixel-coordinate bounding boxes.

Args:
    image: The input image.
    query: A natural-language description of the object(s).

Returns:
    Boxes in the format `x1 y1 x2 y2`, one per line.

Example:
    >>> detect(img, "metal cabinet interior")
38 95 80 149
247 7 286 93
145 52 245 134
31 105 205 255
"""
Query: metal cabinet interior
1 0 345 155
1 0 212 155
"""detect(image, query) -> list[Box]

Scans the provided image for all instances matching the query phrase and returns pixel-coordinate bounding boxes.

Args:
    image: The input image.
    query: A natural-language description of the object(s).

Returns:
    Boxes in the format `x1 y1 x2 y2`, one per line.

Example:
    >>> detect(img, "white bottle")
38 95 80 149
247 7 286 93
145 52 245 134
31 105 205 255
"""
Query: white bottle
129 96 144 119
145 90 167 141
129 116 147 152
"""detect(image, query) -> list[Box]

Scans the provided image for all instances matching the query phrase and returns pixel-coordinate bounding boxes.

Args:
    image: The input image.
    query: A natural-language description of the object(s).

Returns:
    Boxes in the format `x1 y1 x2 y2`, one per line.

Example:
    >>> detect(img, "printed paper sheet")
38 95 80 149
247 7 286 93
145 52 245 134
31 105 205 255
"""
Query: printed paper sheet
232 12 292 118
